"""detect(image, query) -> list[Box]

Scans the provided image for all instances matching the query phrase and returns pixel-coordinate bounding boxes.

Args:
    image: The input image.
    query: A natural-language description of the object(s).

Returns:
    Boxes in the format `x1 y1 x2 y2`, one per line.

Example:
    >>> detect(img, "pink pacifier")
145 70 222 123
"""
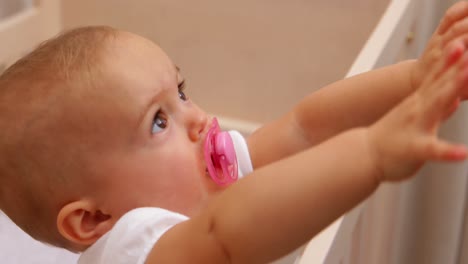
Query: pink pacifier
204 118 238 186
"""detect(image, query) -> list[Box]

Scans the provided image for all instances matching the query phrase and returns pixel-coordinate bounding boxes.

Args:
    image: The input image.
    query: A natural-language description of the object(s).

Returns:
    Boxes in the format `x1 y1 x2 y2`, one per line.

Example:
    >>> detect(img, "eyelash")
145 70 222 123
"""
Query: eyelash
178 80 187 101
151 81 188 134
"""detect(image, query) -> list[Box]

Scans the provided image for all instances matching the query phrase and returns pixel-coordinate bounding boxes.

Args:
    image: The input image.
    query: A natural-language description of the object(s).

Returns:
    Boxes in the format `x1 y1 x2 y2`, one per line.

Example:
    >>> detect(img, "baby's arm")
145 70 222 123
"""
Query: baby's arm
248 60 416 167
145 40 468 264
249 1 468 168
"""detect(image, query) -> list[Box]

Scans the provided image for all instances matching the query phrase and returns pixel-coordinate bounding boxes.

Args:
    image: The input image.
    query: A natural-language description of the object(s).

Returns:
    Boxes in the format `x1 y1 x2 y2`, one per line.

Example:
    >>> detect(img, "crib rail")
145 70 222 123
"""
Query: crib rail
299 0 419 263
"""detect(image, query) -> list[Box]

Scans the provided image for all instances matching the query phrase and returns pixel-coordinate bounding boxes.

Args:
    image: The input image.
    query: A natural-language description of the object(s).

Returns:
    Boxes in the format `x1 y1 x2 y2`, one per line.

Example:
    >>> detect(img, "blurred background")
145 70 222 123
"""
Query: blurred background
1 0 389 126
61 0 389 125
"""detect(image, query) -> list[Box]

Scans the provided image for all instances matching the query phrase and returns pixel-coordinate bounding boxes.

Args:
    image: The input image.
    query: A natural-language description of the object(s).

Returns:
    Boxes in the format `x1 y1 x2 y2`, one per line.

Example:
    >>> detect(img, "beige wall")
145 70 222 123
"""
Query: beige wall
61 0 389 123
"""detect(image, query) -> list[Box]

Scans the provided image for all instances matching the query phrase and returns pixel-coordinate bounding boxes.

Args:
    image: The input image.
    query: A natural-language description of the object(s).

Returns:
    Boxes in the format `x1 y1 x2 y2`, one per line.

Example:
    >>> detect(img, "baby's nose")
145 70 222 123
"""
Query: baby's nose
187 108 208 142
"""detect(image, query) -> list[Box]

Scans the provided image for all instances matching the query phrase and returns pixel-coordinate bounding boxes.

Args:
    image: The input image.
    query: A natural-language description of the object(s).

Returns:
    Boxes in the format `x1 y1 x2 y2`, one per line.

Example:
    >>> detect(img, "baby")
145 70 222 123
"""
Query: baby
2 2 468 263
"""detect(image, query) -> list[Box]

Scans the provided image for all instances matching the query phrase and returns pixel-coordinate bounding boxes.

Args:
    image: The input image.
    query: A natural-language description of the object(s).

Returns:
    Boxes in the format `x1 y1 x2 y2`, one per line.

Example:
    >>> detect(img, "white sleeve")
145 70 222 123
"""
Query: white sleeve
78 207 188 264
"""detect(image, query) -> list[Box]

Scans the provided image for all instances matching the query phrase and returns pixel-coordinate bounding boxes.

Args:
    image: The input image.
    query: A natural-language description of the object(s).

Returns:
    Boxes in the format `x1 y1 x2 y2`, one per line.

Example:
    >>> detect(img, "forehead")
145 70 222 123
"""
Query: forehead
80 32 178 125
103 32 177 95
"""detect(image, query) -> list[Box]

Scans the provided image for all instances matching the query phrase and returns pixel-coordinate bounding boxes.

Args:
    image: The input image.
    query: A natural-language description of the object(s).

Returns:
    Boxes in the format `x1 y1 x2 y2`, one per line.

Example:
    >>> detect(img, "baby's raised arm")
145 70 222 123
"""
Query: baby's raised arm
248 1 468 169
248 60 416 167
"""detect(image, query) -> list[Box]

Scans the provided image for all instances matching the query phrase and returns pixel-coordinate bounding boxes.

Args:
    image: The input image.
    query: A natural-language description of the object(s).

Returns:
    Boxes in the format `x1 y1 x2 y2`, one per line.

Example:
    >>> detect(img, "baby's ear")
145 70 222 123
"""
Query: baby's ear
57 200 113 246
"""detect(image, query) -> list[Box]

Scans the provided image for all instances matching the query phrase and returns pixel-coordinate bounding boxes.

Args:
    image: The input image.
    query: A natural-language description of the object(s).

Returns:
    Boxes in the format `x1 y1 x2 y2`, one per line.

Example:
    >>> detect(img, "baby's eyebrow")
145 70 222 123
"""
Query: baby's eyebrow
175 65 183 80
175 65 185 85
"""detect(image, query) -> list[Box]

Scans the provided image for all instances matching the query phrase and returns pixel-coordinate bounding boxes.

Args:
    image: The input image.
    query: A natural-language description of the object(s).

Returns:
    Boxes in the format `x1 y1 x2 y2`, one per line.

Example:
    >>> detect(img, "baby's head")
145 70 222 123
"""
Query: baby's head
0 26 217 251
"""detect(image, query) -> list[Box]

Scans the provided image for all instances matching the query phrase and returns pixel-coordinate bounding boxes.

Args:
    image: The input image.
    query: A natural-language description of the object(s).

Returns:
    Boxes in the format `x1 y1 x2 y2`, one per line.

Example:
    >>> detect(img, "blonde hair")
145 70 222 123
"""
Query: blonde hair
0 26 117 249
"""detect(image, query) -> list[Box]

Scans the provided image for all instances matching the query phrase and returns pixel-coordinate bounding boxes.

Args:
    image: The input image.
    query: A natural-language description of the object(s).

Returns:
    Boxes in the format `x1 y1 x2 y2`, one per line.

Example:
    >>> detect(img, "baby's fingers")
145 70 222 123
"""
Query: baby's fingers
439 1 468 35
446 38 466 65
415 53 468 132
427 39 466 83
415 138 467 161
449 53 468 100
423 52 468 107
442 98 460 121
441 16 468 46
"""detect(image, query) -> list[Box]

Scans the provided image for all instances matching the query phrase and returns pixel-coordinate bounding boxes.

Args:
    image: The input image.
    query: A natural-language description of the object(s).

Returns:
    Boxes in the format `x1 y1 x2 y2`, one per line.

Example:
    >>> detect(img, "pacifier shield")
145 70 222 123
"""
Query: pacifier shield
204 118 238 186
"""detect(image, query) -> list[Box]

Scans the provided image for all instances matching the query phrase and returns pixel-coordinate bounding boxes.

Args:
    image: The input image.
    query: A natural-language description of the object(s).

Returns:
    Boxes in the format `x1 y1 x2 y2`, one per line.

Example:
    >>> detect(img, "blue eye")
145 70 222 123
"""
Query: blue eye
152 111 167 134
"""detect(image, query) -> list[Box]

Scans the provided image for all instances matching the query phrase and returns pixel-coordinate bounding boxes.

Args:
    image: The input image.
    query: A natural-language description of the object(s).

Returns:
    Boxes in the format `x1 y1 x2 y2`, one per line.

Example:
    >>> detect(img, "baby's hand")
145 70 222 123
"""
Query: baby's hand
412 1 468 90
369 46 468 182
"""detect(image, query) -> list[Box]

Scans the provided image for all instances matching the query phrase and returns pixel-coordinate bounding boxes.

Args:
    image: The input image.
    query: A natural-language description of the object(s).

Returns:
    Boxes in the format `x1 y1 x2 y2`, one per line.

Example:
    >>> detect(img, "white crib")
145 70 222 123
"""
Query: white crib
1 0 466 263
301 0 468 263
300 0 429 262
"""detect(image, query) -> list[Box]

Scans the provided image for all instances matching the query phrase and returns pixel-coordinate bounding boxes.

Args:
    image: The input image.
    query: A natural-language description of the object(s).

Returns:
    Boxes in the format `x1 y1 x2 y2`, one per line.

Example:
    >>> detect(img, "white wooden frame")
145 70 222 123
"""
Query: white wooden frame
0 0 61 72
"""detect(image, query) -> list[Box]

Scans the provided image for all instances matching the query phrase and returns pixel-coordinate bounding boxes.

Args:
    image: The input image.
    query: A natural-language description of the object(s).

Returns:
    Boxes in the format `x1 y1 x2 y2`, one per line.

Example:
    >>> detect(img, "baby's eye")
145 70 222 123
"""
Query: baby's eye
178 80 188 101
152 110 167 134
179 90 187 101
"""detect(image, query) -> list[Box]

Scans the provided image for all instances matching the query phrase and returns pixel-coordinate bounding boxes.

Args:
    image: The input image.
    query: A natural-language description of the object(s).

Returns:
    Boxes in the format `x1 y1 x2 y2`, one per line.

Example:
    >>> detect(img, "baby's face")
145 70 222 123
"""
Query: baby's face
75 32 220 218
